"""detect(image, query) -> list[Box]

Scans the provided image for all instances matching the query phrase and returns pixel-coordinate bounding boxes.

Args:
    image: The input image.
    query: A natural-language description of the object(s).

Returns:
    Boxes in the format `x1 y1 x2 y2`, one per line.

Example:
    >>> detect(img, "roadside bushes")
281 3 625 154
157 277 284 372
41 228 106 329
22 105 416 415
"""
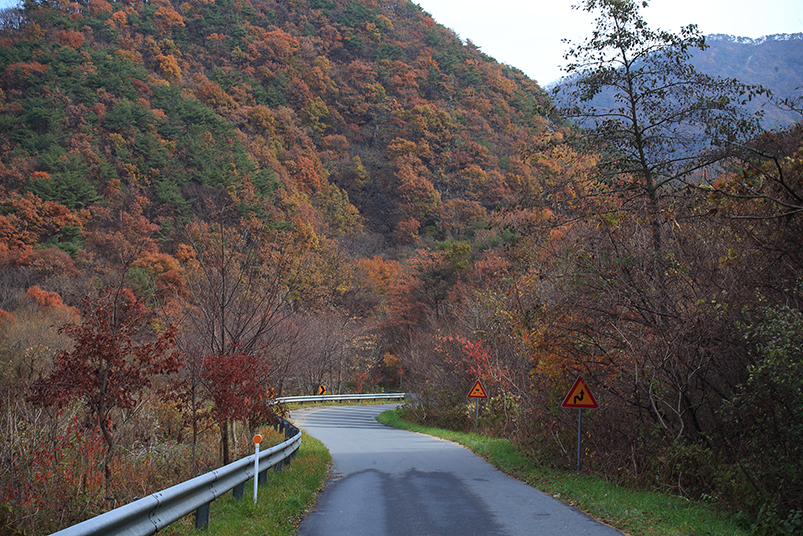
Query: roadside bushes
395 197 803 534
0 401 285 535
0 287 285 535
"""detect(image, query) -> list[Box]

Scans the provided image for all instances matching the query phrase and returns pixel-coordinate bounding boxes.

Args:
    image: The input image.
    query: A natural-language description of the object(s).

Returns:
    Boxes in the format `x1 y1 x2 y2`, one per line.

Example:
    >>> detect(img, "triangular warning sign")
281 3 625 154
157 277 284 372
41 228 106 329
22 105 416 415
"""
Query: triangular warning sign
561 376 598 408
467 380 488 399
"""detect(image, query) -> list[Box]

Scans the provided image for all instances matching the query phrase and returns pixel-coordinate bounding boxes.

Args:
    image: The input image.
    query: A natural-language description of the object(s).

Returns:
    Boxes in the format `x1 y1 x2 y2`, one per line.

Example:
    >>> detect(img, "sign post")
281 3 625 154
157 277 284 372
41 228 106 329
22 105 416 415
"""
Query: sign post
467 380 488 433
252 434 263 503
560 376 598 472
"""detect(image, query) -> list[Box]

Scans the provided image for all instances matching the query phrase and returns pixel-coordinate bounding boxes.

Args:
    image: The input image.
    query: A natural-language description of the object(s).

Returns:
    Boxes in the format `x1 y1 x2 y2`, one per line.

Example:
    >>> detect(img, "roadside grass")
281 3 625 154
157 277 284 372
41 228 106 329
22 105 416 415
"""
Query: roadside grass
377 409 751 536
161 435 331 536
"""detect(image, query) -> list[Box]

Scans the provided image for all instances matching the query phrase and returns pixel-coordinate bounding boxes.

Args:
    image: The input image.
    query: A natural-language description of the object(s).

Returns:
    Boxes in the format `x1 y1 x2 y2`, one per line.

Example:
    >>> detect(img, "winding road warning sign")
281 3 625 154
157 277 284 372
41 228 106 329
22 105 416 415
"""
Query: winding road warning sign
561 376 598 409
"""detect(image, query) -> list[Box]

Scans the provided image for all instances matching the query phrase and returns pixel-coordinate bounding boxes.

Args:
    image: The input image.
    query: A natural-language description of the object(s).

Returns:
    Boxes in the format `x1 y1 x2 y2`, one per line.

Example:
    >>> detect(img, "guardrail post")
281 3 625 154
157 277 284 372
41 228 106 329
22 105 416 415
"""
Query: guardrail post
195 502 211 530
258 468 268 485
233 482 244 500
274 459 283 473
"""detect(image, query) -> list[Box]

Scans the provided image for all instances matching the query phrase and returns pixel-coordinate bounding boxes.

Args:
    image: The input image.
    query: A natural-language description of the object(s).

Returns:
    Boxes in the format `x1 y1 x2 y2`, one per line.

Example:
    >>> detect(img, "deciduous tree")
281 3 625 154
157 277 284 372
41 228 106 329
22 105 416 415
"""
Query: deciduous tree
175 211 293 464
546 0 768 438
555 0 765 306
28 287 178 493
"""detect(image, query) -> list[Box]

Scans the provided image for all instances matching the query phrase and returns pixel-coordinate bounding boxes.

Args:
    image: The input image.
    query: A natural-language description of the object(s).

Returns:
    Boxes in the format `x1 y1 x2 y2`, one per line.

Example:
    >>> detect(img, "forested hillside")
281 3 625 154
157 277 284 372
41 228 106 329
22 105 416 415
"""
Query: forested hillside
0 0 801 534
0 0 555 247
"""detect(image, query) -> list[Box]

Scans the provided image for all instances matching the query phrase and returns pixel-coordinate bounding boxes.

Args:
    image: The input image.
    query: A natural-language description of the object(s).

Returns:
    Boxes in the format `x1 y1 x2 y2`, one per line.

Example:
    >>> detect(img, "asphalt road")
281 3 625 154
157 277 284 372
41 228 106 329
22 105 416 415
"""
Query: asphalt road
291 404 623 536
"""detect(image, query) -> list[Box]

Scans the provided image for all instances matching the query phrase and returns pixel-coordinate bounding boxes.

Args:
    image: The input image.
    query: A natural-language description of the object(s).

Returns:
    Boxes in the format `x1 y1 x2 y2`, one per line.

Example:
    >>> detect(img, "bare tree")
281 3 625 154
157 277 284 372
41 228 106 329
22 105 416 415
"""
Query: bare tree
175 210 294 465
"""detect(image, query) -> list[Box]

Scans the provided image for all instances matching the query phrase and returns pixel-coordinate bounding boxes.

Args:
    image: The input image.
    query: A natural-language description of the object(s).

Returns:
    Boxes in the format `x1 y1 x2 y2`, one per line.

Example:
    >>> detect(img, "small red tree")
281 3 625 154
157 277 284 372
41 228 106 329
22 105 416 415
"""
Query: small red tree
200 351 278 464
29 288 178 492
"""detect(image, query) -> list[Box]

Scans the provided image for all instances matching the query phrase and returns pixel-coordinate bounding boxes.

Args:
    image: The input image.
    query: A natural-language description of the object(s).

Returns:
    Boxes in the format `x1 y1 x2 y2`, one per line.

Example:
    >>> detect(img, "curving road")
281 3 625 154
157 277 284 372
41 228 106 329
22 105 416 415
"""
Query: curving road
291 404 622 536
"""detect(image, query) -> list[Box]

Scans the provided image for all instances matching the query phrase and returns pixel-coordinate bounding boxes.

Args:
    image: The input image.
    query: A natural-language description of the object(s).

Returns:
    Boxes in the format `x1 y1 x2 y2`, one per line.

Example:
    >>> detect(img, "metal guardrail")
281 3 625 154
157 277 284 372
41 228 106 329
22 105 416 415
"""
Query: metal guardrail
50 418 301 536
277 392 408 404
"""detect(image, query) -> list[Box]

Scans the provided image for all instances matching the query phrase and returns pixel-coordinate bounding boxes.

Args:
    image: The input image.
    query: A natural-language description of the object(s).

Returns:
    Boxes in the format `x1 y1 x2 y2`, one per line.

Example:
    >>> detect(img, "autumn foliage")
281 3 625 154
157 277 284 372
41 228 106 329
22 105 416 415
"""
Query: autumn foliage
29 288 179 488
26 285 67 308
200 351 279 434
0 0 801 533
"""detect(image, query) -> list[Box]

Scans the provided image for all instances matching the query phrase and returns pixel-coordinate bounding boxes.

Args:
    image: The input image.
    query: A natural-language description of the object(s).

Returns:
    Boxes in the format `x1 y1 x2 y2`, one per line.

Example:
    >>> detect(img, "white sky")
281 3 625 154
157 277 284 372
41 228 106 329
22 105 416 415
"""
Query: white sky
413 0 803 85
1 0 802 85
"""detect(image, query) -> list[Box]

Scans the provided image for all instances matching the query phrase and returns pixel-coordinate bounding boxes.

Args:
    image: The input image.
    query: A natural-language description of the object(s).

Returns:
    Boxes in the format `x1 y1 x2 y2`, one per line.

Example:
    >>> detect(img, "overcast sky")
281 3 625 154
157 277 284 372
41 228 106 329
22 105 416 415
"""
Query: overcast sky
414 0 803 85
1 0 802 85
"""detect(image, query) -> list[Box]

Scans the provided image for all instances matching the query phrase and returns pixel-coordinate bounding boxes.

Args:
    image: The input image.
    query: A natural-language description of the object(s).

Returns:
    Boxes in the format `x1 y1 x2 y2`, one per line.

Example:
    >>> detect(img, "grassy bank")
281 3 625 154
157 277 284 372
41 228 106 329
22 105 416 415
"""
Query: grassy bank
162 434 331 536
377 409 750 536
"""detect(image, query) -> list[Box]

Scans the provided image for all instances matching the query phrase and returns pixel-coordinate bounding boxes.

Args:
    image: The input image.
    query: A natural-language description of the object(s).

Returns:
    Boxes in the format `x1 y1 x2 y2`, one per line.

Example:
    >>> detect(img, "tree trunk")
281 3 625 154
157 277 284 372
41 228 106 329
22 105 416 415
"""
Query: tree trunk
191 382 198 475
99 415 114 498
220 418 230 465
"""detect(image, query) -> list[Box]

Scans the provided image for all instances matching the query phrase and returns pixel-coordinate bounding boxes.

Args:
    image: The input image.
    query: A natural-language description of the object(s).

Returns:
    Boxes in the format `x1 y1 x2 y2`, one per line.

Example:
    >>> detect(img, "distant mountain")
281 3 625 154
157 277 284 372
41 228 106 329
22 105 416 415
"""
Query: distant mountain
550 33 803 130
692 33 803 127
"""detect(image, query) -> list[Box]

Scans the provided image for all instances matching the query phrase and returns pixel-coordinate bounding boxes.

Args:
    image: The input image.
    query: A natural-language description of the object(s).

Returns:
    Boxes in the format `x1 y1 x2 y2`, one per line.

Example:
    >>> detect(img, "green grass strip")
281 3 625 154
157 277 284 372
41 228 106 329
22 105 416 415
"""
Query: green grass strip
162 435 331 536
377 409 751 536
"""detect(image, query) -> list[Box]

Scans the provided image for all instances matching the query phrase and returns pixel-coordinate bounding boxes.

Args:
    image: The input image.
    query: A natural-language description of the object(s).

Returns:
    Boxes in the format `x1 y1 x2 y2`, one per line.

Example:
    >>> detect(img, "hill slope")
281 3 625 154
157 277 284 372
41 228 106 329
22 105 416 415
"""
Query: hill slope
0 0 560 258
